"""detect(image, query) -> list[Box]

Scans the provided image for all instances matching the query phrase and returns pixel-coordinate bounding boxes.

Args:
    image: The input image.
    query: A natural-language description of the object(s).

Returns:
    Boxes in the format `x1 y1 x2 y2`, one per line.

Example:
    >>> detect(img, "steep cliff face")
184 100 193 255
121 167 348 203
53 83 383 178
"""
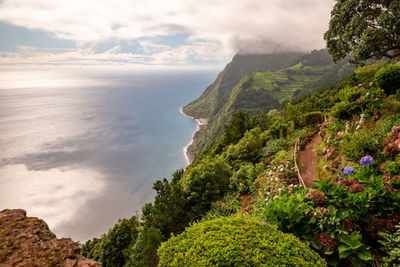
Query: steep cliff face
185 49 355 154
183 51 303 118
0 209 101 267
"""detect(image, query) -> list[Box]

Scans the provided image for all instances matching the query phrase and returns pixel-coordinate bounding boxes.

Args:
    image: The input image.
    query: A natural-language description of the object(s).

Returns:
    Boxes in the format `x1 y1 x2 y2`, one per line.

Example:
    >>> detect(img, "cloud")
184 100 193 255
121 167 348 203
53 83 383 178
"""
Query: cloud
0 0 335 64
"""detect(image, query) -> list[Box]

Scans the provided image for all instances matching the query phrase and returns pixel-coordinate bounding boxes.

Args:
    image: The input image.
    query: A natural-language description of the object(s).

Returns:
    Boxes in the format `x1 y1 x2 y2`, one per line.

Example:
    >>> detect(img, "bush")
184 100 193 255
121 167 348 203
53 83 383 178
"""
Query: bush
341 130 384 162
375 64 400 96
157 217 326 266
302 111 324 126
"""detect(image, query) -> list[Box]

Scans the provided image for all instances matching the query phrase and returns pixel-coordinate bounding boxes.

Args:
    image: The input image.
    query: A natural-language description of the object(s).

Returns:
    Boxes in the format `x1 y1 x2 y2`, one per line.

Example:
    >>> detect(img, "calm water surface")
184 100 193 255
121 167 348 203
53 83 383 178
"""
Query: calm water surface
0 68 217 241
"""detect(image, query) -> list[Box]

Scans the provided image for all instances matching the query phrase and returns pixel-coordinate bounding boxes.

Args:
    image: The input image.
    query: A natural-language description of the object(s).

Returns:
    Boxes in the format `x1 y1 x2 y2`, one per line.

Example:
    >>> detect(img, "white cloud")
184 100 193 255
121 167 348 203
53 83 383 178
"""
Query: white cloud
0 0 335 65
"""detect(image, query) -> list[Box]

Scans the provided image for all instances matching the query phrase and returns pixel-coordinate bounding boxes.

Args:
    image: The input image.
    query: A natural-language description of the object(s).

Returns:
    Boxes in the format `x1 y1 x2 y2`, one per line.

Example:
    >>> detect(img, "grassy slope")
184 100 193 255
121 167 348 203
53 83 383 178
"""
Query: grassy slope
192 50 356 153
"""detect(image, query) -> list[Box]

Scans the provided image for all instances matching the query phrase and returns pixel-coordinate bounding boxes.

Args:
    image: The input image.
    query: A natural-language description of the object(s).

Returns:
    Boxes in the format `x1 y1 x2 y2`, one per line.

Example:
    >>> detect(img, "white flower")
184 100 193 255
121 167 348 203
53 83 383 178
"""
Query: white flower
360 114 365 118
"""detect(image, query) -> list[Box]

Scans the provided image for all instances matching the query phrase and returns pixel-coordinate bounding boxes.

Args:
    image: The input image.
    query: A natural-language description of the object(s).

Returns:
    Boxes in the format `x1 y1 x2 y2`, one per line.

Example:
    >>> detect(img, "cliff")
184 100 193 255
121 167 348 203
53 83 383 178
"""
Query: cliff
0 209 101 267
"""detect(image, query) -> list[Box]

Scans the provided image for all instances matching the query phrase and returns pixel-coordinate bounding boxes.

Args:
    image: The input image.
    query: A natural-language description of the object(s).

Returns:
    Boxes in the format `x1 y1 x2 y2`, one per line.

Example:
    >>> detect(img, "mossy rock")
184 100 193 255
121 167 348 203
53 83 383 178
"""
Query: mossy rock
158 217 326 266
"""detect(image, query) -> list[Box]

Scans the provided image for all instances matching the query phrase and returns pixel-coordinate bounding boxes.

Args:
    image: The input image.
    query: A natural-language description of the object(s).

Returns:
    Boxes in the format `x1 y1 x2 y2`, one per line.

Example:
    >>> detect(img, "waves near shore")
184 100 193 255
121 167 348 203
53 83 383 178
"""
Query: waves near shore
179 107 208 164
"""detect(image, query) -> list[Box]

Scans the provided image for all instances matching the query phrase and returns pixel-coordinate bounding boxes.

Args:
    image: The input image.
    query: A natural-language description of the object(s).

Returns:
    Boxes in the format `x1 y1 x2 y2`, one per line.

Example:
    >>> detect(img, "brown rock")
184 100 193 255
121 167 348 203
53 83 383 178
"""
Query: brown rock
0 209 101 267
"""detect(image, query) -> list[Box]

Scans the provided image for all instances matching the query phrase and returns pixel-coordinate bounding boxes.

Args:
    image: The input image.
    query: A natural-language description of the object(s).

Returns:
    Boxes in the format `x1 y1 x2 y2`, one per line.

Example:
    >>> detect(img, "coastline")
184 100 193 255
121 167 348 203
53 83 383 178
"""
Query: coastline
179 107 208 164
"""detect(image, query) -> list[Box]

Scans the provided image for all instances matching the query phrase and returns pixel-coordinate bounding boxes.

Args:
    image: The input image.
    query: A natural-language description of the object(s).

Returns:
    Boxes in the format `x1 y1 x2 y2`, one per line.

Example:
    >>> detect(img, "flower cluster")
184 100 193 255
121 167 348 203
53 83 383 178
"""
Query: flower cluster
343 167 355 176
305 189 327 204
342 218 354 233
308 206 330 219
317 232 337 250
383 126 400 157
340 178 366 193
360 155 374 167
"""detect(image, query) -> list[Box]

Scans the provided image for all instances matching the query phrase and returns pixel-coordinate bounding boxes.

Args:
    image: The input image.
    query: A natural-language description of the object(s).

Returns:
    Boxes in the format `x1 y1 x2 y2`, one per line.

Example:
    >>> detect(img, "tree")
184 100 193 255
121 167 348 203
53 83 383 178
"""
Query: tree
324 0 400 63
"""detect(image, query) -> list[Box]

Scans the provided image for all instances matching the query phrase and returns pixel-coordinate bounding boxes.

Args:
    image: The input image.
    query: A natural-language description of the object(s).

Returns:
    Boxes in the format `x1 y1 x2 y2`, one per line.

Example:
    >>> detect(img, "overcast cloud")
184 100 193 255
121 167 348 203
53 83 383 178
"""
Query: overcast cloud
0 0 335 66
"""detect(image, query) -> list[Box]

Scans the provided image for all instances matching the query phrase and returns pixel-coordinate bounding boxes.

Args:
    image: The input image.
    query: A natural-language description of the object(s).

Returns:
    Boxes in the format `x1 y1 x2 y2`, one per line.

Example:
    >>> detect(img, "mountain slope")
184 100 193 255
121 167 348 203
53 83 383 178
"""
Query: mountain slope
183 52 303 118
190 49 355 153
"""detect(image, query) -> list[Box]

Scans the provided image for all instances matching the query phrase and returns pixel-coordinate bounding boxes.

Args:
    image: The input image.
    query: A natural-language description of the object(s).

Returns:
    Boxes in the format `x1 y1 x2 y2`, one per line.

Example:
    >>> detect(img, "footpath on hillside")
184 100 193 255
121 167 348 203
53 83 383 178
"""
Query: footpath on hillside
299 133 322 188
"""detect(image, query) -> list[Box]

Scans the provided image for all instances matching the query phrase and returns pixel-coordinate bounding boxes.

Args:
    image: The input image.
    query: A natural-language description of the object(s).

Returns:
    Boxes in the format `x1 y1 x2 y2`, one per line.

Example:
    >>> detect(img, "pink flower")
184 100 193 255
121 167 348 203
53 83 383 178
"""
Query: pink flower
360 118 365 125
369 82 373 86
395 139 400 150
392 126 400 134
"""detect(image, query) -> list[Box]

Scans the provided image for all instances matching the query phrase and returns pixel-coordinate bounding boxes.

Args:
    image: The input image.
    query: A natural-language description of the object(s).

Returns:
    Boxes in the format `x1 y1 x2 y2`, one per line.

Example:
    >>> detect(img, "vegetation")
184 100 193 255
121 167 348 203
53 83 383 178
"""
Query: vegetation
157 217 326 266
325 0 400 63
189 49 355 154
81 6 400 265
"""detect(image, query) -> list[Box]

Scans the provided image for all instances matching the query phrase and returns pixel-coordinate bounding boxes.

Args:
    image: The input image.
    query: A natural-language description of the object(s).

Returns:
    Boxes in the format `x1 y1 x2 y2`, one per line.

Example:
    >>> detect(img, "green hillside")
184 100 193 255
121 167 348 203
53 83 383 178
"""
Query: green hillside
182 51 303 118
191 49 355 154
82 61 400 267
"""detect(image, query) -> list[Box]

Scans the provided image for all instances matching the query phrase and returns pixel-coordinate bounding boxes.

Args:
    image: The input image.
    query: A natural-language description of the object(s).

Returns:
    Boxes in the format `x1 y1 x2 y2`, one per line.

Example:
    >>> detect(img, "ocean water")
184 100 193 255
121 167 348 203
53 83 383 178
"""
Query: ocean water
0 68 217 241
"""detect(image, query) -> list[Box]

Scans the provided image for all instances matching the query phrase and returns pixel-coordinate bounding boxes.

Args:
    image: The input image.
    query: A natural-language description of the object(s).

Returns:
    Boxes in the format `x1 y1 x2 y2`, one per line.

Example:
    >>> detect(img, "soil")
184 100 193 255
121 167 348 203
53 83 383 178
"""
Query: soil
299 133 322 187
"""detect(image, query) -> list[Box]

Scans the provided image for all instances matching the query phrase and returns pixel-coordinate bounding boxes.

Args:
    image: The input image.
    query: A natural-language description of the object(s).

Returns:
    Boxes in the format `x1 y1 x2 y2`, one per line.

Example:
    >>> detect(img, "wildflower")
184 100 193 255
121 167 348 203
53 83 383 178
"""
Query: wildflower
343 167 355 175
366 92 370 97
392 126 400 134
305 189 327 204
349 183 365 193
360 118 365 125
239 182 244 187
360 155 374 167
375 98 379 101
360 114 366 119
370 82 373 86
317 232 337 250
258 191 262 196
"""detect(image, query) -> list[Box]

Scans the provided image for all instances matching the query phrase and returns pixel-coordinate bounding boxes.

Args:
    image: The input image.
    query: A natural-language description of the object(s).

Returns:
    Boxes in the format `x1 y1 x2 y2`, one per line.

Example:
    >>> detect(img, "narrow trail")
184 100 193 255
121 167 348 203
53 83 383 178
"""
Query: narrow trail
299 133 322 188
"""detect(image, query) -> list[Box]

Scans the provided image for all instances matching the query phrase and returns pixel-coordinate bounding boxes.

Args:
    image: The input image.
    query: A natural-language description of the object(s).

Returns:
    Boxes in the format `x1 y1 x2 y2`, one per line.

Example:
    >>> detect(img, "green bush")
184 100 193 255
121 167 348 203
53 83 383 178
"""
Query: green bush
341 130 384 162
302 111 324 126
124 226 163 267
157 217 326 266
375 64 400 95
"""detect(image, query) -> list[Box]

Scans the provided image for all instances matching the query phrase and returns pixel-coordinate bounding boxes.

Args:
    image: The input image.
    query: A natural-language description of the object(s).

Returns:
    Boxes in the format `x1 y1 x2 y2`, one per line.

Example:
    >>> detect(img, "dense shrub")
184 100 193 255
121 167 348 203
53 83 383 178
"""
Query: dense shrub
342 130 384 162
375 64 400 95
157 217 326 266
302 111 324 126
124 226 163 267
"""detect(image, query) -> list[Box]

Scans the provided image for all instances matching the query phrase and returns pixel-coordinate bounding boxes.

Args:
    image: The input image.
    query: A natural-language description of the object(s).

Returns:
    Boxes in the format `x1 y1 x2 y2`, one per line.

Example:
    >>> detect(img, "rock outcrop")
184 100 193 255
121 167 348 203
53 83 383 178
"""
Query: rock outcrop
0 209 101 267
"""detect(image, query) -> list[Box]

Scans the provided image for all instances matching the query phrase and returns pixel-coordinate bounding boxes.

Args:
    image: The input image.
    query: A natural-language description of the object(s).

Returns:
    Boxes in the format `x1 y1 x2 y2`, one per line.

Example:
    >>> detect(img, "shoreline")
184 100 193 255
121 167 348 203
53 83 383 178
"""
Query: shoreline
179 107 208 164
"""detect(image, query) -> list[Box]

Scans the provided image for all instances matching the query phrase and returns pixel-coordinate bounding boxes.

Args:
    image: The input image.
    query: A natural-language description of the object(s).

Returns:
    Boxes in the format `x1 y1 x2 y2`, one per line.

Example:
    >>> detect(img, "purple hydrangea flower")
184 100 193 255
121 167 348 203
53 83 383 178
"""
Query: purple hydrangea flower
360 155 374 167
343 167 355 175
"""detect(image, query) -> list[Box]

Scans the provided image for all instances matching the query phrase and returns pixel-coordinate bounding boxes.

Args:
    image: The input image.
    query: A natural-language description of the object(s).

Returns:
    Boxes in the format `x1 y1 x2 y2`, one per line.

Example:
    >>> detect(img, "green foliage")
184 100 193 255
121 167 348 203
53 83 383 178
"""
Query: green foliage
230 163 259 193
222 110 253 145
260 193 312 237
375 64 400 95
338 232 372 267
206 193 240 218
182 157 232 218
157 217 326 266
354 62 385 83
324 0 400 63
302 111 324 126
141 169 189 238
225 127 263 164
82 216 140 267
342 129 384 162
379 225 400 266
262 138 285 157
124 226 163 267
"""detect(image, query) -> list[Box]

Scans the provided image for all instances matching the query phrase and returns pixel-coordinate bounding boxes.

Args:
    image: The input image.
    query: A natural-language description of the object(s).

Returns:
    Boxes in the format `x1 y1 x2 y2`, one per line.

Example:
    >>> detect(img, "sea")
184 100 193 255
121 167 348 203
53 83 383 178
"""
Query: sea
0 67 218 241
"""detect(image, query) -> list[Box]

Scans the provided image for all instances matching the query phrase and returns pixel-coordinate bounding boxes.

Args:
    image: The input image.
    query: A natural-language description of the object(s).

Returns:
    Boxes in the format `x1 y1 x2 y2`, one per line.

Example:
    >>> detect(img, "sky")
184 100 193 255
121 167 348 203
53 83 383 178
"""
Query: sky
0 0 335 68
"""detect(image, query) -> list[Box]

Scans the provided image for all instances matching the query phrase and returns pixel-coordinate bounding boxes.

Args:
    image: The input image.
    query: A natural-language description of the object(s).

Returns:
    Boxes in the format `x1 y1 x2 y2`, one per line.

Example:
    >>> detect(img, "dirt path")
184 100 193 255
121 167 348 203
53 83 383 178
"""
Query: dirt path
299 133 322 187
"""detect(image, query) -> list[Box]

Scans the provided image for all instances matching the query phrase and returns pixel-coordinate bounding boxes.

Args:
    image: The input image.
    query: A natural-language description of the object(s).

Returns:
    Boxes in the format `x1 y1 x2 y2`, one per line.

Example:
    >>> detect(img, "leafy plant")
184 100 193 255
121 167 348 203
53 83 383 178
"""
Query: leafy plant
337 232 372 267
379 225 400 266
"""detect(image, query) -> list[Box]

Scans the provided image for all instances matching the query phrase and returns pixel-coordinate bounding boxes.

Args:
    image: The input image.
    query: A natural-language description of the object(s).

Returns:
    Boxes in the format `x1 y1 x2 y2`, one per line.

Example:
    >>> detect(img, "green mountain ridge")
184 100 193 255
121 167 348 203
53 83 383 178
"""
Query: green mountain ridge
188 49 356 154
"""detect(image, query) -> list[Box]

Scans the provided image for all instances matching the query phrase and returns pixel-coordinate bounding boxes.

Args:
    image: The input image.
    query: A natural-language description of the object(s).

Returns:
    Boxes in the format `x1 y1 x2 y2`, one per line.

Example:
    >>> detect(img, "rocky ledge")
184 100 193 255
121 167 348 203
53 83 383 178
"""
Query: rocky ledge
0 209 101 267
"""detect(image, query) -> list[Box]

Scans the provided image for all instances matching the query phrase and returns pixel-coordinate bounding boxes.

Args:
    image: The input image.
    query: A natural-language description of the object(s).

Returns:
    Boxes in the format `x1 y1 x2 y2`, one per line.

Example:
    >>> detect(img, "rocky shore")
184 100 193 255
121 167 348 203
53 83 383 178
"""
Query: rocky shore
180 106 208 164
